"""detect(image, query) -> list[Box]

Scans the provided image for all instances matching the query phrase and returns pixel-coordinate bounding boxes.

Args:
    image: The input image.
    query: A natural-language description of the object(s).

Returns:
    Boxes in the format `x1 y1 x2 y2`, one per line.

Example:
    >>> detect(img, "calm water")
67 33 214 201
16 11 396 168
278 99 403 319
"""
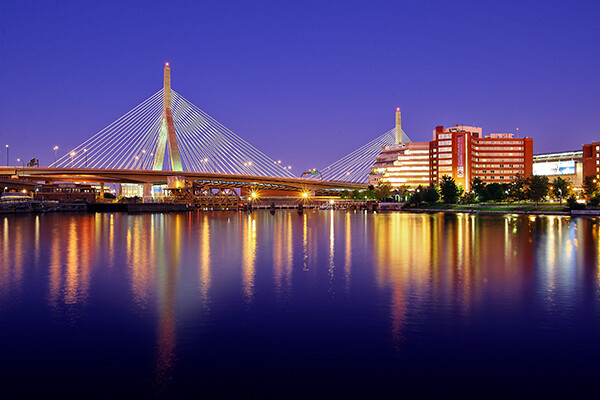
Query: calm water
1 211 599 397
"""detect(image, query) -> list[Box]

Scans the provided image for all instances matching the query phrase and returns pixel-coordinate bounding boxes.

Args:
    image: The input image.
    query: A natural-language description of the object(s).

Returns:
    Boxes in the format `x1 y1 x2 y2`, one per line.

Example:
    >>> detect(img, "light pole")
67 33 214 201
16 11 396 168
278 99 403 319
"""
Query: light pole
70 152 75 168
17 158 23 178
83 148 88 168
53 146 59 165
5 145 8 166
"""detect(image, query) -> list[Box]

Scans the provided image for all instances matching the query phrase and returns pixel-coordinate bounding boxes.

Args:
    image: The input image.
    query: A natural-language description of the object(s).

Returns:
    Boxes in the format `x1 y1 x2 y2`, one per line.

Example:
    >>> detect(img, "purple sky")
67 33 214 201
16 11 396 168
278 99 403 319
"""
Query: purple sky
1 1 599 173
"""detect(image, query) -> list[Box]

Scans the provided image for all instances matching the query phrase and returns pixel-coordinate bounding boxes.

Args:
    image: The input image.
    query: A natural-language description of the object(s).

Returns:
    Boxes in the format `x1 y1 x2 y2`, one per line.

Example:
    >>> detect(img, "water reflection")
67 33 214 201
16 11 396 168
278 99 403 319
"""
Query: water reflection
1 211 599 392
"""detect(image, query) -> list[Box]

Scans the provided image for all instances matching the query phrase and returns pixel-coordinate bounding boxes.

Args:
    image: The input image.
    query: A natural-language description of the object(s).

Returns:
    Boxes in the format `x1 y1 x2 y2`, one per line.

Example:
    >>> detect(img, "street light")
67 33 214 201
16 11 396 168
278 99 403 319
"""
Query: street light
83 148 88 168
53 146 59 165
70 151 75 168
5 145 8 166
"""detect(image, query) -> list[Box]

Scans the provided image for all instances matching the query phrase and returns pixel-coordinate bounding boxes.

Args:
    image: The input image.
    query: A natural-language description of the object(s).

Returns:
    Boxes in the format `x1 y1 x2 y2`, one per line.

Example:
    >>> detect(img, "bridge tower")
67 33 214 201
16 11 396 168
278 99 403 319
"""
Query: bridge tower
153 63 183 171
395 107 402 144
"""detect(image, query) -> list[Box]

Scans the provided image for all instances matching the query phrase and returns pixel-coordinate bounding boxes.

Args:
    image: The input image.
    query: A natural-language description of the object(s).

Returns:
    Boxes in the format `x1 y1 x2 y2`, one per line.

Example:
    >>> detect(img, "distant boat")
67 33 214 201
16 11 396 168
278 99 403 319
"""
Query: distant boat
1 192 33 202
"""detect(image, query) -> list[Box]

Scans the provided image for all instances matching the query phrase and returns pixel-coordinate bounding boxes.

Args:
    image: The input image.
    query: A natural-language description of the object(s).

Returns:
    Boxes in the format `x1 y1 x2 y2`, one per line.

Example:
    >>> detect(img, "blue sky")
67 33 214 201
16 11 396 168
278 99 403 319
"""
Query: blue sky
1 0 599 172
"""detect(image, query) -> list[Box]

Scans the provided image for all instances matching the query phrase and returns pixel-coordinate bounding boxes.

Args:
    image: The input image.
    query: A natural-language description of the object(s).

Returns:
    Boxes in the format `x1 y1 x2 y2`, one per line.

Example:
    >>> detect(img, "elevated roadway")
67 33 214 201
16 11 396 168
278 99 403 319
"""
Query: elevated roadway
0 167 367 192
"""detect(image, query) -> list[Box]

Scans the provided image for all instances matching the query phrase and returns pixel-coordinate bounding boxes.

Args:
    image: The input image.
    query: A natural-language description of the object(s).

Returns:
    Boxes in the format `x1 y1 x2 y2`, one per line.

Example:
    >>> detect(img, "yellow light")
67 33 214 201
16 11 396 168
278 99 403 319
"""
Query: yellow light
251 192 257 198
329 199 334 204
302 192 308 198
22 189 27 193
70 152 75 157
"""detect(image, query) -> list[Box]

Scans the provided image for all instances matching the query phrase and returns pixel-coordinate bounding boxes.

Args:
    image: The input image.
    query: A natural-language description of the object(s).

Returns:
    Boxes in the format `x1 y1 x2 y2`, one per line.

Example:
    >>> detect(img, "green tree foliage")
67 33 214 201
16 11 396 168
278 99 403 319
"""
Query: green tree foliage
374 181 393 201
550 177 571 203
340 190 349 199
527 175 550 206
507 174 528 203
460 191 476 204
567 195 585 210
471 177 486 202
439 175 459 204
582 176 599 199
485 183 507 202
408 185 424 205
395 185 410 201
349 190 361 199
422 184 440 204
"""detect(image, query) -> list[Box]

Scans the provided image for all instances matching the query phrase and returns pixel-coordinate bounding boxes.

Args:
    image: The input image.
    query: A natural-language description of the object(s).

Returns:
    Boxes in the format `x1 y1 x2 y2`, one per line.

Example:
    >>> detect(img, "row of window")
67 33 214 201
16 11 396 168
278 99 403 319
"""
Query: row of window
475 158 524 162
473 146 523 151
473 164 523 168
475 170 523 175
474 140 522 145
473 152 523 157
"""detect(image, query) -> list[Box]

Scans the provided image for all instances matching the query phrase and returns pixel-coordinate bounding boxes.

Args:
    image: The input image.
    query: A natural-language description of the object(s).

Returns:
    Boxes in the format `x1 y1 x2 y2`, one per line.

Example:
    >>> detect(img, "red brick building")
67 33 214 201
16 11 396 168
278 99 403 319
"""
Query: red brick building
370 112 534 191
431 125 533 190
582 141 600 179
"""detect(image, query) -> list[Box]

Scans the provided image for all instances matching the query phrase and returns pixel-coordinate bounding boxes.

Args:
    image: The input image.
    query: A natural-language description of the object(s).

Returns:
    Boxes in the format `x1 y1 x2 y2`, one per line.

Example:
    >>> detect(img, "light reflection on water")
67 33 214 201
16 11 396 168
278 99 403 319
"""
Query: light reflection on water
0 211 599 395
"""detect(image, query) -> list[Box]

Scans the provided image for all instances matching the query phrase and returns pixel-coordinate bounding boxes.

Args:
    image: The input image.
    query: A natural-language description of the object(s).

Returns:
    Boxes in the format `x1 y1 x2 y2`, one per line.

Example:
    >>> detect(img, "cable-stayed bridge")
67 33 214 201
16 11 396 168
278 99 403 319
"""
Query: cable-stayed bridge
4 63 368 194
2 64 413 198
320 108 411 183
52 63 295 178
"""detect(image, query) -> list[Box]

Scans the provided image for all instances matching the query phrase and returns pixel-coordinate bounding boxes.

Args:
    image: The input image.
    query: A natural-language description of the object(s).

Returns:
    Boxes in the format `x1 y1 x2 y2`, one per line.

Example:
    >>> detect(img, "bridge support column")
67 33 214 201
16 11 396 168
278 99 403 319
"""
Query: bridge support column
143 183 153 203
100 182 105 201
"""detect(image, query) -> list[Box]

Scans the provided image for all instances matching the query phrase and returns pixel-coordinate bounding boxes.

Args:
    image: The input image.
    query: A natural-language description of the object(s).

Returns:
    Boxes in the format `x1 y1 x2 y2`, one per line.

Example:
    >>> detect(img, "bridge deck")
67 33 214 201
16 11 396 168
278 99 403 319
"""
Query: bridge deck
0 167 367 191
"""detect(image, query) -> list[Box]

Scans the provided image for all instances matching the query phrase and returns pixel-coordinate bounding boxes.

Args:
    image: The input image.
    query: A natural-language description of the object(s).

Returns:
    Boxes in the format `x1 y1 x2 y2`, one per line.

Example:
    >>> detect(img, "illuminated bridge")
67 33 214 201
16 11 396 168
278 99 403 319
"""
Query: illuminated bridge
1 63 369 201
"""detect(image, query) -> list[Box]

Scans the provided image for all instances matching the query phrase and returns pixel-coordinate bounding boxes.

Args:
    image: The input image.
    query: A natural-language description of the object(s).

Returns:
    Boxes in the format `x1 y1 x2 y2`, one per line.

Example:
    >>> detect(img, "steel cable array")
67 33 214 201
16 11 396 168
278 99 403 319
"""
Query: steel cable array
320 128 411 183
52 89 295 178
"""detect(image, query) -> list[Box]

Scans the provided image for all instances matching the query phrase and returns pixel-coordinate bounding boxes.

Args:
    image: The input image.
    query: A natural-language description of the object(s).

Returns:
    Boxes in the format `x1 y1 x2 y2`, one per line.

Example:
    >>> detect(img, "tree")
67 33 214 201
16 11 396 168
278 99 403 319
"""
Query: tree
527 175 549 206
471 177 486 202
349 190 361 200
439 175 459 204
340 190 349 199
374 181 393 201
422 184 440 204
485 183 506 202
395 185 410 202
507 174 528 203
582 176 599 200
550 177 571 204
409 185 424 205
461 191 476 205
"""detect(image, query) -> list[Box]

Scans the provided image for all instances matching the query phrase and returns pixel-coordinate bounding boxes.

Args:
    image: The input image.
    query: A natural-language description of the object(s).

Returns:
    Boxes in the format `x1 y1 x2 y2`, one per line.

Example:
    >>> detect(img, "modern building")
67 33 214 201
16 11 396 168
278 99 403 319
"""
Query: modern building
431 125 533 189
533 151 583 189
370 108 430 188
370 112 534 191
582 141 600 180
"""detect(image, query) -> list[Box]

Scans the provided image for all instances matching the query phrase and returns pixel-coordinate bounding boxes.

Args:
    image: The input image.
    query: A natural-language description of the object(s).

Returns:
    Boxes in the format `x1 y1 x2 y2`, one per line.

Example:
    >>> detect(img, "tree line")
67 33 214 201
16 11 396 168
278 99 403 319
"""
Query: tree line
339 174 600 208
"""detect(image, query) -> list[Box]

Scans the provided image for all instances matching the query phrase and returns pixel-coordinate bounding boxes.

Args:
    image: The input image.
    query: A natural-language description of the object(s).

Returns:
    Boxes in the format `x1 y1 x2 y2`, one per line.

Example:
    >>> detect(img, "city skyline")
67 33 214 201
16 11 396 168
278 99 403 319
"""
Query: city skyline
1 1 599 174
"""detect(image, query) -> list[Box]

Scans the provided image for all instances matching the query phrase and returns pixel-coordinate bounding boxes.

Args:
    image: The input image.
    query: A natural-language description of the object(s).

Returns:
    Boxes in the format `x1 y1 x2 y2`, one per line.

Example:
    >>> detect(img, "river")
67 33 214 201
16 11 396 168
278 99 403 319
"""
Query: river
1 211 599 397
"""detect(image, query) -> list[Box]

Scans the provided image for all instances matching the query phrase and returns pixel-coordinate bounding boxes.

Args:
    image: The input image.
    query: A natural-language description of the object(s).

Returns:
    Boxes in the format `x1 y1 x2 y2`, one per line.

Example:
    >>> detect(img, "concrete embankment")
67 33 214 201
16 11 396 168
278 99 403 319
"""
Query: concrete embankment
0 201 87 213
87 203 192 213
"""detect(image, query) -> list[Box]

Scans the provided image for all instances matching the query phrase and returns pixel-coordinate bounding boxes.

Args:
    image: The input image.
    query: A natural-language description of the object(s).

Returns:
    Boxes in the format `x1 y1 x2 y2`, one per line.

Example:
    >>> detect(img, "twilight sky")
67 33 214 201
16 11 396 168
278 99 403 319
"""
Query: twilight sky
1 0 599 173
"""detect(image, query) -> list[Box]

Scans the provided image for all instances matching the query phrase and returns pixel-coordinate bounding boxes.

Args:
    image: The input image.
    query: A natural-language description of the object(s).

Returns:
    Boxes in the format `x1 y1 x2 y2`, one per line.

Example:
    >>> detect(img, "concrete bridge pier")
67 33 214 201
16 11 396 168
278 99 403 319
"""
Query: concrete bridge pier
143 183 153 203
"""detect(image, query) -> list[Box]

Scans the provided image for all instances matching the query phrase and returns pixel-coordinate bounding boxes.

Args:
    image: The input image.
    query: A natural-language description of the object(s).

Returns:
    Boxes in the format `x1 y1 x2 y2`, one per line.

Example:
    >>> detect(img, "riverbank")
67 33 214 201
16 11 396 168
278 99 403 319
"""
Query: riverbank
378 202 600 216
0 201 87 213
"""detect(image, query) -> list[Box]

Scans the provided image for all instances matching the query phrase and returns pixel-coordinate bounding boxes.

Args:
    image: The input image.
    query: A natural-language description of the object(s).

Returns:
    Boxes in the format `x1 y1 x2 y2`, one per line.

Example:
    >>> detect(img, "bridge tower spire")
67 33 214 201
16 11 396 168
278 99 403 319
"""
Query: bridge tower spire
395 107 402 144
153 62 183 171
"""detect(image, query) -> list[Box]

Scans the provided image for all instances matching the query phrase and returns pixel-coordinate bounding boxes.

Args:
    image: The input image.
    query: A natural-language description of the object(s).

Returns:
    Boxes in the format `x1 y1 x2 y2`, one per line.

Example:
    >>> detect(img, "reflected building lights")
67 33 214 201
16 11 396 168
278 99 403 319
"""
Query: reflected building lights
242 215 256 301
199 214 211 304
328 210 335 296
